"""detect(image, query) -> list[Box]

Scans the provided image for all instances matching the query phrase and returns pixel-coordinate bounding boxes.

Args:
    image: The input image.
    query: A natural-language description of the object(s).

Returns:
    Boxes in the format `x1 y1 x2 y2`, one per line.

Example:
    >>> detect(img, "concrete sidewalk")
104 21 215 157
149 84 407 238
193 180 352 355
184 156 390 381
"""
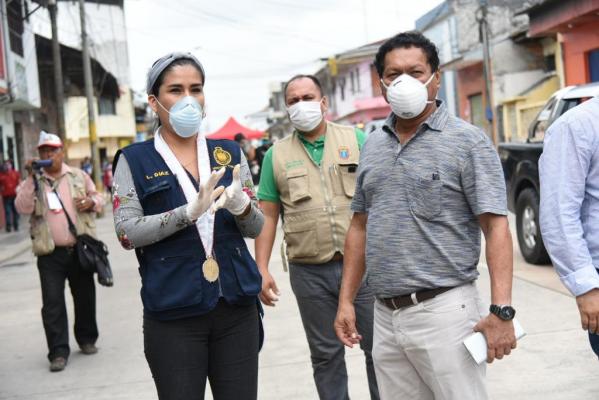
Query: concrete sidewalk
0 214 598 399
0 197 112 266
0 229 30 266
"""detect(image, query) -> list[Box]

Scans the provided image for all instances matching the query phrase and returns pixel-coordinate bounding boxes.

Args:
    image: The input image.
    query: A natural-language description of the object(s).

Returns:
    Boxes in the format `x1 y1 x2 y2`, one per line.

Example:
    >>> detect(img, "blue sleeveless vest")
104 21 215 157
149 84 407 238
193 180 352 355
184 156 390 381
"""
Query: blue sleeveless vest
115 138 262 320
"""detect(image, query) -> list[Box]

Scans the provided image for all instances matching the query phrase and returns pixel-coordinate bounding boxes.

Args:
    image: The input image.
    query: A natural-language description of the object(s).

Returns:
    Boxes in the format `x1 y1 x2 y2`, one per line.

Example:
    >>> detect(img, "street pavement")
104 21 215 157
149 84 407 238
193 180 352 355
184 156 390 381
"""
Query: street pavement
0 228 30 266
0 212 598 399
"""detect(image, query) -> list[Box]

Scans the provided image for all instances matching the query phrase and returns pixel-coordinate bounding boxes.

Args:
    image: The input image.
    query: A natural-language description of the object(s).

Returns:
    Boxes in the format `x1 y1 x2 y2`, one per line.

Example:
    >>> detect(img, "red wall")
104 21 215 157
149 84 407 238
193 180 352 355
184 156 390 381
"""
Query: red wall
456 62 485 122
562 20 599 85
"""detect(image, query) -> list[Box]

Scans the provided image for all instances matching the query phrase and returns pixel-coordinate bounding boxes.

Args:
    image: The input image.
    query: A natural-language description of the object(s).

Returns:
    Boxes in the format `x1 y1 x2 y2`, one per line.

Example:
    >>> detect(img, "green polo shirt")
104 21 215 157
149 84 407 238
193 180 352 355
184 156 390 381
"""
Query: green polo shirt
257 128 366 202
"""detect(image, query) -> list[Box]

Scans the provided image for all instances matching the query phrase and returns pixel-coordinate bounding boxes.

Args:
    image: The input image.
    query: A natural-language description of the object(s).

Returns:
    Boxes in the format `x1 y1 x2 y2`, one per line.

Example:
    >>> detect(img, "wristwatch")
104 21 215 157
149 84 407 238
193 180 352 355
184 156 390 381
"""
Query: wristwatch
489 304 516 321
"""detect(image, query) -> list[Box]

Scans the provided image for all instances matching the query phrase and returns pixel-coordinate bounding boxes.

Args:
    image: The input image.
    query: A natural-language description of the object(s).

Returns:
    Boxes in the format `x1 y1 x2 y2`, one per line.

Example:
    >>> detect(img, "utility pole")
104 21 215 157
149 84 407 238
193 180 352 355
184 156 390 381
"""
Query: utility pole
362 0 369 43
78 0 101 187
479 0 496 145
48 0 67 151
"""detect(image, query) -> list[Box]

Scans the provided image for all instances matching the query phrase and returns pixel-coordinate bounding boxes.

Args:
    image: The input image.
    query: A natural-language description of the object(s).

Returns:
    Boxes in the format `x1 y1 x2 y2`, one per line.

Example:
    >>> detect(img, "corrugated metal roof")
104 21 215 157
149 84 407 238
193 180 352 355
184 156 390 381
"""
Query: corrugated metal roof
415 1 451 32
31 0 123 6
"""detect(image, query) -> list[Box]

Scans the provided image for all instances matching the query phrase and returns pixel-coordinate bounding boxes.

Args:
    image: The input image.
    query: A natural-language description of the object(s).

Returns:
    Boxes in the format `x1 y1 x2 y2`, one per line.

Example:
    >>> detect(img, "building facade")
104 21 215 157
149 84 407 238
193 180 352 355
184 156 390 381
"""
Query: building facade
415 1 460 116
524 0 599 86
0 0 41 169
308 40 391 131
416 0 558 142
30 0 135 166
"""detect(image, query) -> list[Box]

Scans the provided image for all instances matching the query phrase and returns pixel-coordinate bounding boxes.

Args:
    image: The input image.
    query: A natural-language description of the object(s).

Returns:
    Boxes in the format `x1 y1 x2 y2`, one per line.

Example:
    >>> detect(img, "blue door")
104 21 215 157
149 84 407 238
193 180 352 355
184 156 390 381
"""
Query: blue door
589 48 599 83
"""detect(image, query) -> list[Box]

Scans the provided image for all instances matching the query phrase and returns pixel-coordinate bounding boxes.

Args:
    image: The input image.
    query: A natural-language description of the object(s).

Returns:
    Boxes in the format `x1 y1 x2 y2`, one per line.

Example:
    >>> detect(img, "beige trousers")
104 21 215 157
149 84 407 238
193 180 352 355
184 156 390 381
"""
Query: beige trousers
372 282 488 400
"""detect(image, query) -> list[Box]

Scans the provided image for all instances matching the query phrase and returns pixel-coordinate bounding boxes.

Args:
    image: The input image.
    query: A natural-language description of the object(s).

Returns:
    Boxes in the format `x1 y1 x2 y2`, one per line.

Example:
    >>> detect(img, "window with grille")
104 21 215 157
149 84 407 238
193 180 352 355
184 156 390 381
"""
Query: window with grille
7 0 24 57
98 96 116 115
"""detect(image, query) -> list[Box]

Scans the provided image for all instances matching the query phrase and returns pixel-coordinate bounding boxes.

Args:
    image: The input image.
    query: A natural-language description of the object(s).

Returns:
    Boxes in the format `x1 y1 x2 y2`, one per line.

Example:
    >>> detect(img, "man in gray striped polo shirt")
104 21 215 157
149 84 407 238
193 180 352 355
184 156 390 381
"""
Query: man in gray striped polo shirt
334 31 517 400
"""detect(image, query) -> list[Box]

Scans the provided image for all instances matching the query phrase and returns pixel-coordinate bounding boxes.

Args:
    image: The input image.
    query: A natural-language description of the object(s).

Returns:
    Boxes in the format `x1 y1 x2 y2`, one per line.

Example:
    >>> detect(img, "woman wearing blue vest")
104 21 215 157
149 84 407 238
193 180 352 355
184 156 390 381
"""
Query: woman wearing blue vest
111 52 264 400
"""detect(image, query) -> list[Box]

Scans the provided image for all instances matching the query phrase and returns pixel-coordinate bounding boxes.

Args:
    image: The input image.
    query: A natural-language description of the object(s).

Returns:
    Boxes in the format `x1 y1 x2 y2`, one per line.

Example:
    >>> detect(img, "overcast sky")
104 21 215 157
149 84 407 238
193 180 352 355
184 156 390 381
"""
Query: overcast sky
124 0 444 133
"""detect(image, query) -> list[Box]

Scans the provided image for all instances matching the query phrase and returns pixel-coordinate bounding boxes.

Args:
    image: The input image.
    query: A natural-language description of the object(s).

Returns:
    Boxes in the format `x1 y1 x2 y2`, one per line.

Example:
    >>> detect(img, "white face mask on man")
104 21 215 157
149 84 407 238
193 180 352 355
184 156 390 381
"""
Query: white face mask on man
287 100 324 132
381 73 435 120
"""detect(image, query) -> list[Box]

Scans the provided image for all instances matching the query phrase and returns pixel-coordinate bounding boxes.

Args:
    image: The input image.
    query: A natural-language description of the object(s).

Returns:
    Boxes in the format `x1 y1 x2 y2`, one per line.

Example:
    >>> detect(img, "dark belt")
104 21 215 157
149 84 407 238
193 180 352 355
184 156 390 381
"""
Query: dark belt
380 286 456 310
55 245 76 255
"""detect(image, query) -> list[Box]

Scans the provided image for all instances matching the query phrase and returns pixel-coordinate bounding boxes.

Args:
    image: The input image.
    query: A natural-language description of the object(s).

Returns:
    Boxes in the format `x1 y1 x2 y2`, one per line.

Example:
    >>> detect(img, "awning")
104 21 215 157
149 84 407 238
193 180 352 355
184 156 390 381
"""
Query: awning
207 117 264 140
35 34 119 99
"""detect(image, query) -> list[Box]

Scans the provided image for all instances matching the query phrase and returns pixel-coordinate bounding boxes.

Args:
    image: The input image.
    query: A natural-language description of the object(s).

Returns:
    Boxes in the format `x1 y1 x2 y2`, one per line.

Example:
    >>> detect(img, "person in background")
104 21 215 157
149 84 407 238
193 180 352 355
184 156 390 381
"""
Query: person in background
540 95 599 359
15 131 104 372
0 159 21 232
254 139 272 181
234 133 255 160
234 133 260 184
255 74 378 400
80 156 92 176
102 160 113 195
112 52 264 400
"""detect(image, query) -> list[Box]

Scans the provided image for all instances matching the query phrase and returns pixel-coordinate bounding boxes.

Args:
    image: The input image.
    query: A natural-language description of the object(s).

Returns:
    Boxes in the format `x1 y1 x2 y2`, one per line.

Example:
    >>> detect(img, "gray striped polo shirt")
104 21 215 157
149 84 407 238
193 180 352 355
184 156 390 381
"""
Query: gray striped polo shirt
352 101 507 298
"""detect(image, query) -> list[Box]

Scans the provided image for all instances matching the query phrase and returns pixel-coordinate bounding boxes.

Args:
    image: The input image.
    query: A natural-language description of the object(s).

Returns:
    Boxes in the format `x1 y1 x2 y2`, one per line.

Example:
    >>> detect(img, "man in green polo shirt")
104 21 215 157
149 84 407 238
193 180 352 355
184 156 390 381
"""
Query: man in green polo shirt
258 129 367 202
255 74 379 400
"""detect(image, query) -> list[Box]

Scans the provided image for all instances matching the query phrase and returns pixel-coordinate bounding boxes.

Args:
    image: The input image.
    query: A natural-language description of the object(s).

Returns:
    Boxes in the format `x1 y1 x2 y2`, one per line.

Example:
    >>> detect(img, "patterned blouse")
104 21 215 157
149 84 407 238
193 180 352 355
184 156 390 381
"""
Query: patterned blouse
112 151 264 250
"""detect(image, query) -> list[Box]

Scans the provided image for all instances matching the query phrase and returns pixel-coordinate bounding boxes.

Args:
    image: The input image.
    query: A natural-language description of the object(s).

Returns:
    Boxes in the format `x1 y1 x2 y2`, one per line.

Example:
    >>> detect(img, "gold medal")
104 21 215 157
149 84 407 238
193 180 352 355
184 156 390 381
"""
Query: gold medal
202 256 220 282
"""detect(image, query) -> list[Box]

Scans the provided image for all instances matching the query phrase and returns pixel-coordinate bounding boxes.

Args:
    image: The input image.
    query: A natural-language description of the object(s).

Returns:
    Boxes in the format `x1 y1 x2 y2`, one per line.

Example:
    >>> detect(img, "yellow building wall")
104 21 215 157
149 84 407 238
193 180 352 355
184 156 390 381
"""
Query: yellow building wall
66 137 127 164
502 75 560 142
502 37 569 142
64 87 136 162
96 89 136 138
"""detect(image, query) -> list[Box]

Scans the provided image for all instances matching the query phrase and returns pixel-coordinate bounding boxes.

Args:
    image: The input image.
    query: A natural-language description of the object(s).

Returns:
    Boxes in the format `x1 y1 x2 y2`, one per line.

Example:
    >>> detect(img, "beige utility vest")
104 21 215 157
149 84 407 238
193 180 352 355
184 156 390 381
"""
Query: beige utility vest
273 121 359 264
30 168 98 256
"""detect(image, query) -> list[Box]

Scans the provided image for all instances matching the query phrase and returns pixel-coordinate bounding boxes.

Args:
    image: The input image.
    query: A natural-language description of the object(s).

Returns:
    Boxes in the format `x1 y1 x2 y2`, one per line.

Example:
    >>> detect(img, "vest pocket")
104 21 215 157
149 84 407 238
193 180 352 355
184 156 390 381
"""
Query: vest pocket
140 180 171 212
283 220 319 259
30 217 55 256
231 246 262 296
286 168 311 203
142 253 203 312
338 163 358 198
407 173 442 220
71 174 87 197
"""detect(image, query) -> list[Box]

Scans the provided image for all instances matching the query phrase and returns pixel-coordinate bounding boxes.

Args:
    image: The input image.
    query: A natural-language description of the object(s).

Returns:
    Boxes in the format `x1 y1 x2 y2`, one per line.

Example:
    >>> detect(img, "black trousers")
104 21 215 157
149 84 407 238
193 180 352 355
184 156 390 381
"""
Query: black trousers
37 247 98 361
144 299 259 400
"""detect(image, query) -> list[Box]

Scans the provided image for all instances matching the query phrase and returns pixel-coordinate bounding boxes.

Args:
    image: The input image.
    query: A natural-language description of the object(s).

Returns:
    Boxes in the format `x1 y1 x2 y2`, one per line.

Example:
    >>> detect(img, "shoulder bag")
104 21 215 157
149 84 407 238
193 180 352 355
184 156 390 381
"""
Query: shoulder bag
52 188 114 287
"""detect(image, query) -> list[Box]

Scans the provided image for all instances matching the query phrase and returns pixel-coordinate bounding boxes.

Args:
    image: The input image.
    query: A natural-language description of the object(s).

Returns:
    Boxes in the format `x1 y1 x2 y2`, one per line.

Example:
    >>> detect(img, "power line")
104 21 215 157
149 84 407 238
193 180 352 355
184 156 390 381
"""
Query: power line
249 0 332 11
152 0 347 49
208 59 322 80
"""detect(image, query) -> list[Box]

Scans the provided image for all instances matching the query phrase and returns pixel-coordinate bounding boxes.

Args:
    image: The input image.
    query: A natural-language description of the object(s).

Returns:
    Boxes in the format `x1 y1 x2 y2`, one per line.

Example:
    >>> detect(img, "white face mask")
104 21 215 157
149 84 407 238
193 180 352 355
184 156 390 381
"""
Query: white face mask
287 100 324 132
381 73 435 120
154 95 204 138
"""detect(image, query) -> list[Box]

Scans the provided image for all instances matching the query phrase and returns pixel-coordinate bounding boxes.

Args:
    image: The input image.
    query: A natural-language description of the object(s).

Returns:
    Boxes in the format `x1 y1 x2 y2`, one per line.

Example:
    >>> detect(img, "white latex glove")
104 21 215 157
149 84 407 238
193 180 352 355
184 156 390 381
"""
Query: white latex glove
211 164 250 216
186 168 226 221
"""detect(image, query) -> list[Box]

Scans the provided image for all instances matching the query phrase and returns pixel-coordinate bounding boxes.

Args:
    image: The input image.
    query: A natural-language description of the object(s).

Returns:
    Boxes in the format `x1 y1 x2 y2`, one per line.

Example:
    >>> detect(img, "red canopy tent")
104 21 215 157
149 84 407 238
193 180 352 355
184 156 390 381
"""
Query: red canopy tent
206 117 264 140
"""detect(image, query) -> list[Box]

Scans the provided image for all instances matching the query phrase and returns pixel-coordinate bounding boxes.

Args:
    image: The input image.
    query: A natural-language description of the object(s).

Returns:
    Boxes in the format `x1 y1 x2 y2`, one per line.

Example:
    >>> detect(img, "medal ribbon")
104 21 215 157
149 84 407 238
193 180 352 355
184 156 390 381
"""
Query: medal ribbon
154 129 215 259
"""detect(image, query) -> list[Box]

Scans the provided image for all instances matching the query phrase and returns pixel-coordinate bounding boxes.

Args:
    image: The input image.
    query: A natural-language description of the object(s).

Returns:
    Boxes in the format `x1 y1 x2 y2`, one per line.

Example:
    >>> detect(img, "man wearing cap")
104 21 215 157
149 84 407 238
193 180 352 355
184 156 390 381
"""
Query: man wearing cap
16 131 104 372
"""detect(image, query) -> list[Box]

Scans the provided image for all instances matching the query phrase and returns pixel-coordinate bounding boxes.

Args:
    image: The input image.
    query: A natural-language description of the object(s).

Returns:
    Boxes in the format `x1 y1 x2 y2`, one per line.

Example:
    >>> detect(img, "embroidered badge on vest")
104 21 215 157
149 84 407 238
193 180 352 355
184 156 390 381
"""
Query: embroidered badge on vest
213 147 232 166
285 160 304 170
338 146 350 160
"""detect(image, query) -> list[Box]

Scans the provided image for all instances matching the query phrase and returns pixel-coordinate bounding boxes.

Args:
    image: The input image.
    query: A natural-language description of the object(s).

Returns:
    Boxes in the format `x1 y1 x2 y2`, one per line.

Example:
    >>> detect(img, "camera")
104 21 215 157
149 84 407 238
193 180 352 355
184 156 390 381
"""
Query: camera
32 159 53 170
